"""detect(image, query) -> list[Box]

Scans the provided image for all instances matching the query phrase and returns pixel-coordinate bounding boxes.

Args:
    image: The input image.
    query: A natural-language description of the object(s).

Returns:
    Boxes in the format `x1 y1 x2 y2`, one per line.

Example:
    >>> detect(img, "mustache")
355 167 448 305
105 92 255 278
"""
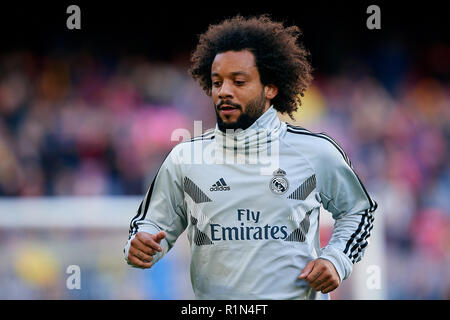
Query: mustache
216 100 242 110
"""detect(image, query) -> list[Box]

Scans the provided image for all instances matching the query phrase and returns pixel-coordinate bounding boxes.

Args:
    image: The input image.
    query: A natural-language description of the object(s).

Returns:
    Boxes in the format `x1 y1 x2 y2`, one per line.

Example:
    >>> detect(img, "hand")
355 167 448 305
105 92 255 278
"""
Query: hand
299 258 340 294
127 231 166 269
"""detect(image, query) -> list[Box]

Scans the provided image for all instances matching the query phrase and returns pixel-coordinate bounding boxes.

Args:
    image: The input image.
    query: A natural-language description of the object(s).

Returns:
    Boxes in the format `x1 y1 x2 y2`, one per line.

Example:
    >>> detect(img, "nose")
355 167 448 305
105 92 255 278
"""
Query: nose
218 80 233 100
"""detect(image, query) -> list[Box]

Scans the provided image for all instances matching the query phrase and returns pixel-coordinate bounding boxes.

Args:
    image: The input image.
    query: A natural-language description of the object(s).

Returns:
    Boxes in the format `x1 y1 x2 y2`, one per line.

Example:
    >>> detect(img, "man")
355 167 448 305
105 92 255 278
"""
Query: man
124 15 377 299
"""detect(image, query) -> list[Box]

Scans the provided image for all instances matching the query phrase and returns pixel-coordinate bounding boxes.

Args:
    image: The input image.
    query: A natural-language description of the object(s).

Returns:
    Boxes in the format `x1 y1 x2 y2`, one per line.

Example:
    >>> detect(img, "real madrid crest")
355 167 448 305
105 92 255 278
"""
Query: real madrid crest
269 168 289 195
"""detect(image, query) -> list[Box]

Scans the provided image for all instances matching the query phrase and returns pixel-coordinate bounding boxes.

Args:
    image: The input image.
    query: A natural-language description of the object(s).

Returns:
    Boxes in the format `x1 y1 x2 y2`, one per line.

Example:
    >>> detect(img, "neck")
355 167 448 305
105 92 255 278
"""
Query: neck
213 106 282 162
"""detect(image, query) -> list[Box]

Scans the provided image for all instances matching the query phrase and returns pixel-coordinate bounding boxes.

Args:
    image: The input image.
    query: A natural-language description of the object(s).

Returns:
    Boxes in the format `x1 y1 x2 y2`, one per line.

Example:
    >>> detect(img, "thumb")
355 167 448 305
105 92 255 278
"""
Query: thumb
153 231 166 244
299 260 315 279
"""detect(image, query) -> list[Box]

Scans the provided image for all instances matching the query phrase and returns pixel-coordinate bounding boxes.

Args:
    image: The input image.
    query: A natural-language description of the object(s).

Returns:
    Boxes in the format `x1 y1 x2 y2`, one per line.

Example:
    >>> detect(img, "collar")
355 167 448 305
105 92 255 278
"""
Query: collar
214 105 282 152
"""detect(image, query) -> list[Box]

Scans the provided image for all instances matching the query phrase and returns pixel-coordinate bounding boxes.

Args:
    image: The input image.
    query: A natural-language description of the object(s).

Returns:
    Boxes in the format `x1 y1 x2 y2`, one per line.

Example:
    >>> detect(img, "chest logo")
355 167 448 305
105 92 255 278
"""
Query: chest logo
210 178 231 191
269 168 289 195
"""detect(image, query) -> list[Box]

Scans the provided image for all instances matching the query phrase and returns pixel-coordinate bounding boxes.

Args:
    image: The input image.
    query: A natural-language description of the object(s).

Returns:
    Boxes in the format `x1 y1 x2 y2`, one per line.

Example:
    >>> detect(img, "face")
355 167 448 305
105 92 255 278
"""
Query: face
211 50 278 131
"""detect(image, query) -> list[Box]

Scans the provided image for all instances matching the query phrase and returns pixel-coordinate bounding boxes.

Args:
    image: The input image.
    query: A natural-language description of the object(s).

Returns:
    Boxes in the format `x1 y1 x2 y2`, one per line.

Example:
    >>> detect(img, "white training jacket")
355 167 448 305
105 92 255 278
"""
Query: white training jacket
124 106 378 300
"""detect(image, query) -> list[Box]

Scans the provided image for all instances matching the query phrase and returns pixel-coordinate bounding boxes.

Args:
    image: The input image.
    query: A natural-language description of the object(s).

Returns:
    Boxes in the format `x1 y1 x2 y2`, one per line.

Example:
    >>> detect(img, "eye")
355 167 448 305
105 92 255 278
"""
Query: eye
234 80 246 86
212 81 222 87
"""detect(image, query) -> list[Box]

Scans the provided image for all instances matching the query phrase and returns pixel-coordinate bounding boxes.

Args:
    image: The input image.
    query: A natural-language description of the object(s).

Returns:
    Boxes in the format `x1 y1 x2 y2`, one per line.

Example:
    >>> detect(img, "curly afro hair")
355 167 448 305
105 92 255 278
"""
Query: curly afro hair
189 14 313 119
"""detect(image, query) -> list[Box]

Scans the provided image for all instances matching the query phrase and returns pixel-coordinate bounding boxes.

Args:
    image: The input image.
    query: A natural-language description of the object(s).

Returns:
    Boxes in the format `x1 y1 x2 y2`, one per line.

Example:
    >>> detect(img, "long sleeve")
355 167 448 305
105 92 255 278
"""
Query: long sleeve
124 148 188 266
314 135 378 282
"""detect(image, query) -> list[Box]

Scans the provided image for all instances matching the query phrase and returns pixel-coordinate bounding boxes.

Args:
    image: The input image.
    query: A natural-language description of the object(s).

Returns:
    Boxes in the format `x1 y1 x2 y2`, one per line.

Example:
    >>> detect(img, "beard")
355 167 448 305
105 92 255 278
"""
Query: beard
215 89 267 132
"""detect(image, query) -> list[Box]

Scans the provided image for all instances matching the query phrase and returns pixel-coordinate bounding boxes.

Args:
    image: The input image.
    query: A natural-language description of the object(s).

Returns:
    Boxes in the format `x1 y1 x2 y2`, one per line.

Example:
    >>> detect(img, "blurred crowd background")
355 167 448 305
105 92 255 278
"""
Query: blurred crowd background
0 2 449 299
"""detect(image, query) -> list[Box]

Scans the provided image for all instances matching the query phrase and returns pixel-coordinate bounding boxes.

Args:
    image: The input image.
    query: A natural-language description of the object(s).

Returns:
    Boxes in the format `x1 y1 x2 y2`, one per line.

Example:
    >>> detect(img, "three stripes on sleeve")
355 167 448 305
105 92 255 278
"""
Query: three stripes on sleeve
286 124 378 264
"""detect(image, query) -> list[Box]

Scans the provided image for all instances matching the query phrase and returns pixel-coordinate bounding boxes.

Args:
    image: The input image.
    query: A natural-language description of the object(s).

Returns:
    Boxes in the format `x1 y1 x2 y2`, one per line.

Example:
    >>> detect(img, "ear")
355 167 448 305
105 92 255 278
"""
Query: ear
265 84 278 100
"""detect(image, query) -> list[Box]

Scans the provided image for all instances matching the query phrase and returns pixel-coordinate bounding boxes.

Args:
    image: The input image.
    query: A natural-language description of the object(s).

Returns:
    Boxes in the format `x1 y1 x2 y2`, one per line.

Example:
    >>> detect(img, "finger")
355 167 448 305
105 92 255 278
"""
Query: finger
313 274 339 293
310 273 332 290
305 267 324 283
127 254 152 269
311 278 331 292
321 283 338 294
299 260 315 279
135 233 163 252
153 231 166 244
131 237 158 255
129 246 154 263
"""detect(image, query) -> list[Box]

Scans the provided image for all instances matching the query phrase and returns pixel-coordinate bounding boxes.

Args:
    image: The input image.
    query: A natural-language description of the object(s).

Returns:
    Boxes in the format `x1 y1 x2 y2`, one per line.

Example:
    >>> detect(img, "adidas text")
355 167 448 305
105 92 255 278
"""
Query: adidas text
210 185 230 191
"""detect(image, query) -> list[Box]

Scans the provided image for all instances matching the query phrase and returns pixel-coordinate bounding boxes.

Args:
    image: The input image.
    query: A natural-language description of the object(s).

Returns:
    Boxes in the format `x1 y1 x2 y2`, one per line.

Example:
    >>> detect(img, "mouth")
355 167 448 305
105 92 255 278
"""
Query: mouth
219 104 240 115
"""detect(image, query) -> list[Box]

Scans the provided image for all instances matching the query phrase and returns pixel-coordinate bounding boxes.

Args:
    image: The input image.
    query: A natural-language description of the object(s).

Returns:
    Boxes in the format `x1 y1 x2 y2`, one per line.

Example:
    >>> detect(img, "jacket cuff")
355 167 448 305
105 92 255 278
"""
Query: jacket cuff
319 246 353 282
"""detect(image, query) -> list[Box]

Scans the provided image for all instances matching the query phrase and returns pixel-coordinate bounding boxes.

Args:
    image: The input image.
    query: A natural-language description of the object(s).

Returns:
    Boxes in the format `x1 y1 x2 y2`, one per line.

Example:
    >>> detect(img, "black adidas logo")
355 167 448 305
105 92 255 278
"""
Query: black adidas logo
210 178 231 191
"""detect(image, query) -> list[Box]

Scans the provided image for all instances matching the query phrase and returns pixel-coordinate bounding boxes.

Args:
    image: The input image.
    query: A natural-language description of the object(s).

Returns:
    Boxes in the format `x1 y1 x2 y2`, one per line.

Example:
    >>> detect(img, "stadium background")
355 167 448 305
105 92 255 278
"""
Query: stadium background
0 1 449 299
